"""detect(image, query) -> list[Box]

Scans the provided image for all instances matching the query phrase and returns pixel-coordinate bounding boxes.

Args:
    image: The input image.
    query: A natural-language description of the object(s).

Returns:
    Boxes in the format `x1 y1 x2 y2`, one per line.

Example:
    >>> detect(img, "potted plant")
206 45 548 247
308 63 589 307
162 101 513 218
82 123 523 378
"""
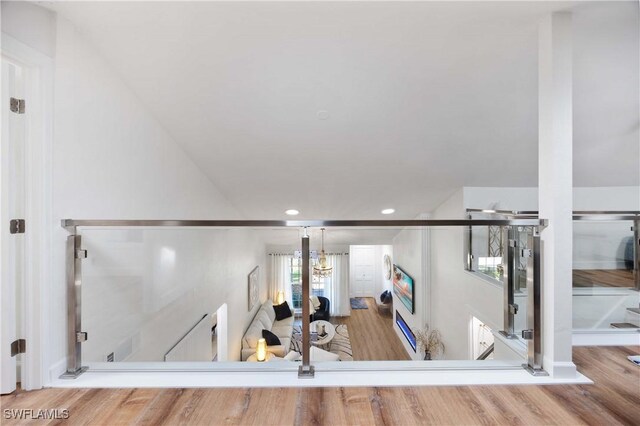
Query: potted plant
414 325 445 360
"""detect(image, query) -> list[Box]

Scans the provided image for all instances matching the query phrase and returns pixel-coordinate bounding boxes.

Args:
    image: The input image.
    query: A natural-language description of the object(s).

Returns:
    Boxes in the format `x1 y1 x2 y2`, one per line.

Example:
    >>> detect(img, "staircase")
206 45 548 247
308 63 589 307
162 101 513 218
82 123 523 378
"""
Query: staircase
610 306 640 329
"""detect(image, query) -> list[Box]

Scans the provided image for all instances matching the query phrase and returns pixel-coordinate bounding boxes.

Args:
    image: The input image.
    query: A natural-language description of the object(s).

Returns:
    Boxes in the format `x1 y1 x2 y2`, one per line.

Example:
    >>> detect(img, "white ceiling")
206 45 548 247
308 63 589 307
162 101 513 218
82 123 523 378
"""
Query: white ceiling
46 1 639 221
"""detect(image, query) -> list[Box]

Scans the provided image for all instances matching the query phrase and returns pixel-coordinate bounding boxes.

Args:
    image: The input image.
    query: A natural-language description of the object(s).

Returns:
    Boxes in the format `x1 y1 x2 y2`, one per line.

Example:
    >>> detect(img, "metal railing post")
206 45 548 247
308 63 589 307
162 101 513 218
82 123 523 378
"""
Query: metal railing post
522 228 547 376
634 219 640 291
60 232 88 378
465 214 474 271
499 227 518 339
298 230 314 378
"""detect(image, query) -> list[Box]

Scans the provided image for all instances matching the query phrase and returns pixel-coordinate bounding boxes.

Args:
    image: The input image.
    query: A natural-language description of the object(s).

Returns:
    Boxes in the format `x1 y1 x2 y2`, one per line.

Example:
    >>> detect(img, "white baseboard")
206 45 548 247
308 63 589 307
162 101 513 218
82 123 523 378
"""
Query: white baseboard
47 362 592 388
47 357 67 385
573 330 640 346
573 261 627 270
543 356 578 379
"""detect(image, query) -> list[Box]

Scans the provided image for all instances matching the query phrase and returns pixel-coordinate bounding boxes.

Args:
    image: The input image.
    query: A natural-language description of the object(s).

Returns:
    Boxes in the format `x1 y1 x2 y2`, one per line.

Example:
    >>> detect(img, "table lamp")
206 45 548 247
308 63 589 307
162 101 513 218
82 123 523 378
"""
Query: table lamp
276 291 285 305
256 338 267 362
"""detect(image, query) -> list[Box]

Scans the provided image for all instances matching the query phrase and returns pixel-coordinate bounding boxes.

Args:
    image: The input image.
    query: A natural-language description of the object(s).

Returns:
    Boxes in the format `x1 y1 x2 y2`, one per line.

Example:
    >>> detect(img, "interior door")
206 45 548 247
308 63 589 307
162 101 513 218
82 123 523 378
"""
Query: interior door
1 58 25 394
351 247 375 297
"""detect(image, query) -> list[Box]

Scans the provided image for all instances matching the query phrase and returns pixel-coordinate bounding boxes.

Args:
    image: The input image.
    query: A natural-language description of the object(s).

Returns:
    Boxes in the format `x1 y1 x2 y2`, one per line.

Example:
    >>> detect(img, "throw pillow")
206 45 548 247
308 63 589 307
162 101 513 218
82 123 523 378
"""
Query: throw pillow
310 295 321 310
261 329 281 346
273 301 293 321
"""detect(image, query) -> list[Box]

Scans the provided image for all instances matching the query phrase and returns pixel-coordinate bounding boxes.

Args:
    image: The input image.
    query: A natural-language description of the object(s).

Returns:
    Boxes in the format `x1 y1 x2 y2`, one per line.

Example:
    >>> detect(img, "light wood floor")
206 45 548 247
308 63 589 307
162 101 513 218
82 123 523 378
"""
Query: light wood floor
333 297 410 361
573 269 635 288
2 346 638 425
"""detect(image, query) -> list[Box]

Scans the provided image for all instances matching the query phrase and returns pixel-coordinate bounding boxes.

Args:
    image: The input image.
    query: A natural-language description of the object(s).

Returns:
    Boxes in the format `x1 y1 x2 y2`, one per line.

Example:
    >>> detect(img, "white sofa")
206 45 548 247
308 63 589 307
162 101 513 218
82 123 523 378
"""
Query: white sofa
241 300 294 361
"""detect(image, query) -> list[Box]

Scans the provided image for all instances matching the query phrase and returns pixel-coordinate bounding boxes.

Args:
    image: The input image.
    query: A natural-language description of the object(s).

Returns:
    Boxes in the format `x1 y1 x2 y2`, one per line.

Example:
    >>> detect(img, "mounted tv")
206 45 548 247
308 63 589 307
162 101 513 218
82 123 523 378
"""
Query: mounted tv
393 264 414 313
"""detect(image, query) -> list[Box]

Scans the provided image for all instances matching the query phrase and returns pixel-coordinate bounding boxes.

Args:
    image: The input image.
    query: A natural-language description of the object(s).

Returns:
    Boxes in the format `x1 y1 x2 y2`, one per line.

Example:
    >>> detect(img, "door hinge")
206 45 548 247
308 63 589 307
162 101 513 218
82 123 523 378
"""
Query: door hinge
10 339 26 356
520 248 532 258
9 219 25 234
10 97 25 114
76 332 88 343
521 329 534 340
75 249 88 259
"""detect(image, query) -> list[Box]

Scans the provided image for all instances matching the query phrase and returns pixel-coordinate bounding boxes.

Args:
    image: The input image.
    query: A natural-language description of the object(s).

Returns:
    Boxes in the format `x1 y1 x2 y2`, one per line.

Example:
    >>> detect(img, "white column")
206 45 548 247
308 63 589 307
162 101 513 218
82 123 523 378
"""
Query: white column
538 12 577 378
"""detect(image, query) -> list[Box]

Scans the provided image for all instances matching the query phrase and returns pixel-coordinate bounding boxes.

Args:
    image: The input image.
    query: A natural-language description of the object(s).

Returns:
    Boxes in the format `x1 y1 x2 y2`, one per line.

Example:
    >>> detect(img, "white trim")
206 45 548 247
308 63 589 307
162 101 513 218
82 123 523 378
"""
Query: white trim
572 287 635 297
48 357 67 385
1 33 54 391
543 356 578 379
572 261 627 270
573 330 640 346
47 362 592 388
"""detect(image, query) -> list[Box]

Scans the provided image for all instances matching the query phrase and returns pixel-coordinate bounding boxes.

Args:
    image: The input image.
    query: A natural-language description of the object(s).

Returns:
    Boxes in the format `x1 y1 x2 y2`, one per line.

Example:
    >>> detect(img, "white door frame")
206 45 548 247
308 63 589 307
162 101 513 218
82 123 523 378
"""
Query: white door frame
1 34 53 391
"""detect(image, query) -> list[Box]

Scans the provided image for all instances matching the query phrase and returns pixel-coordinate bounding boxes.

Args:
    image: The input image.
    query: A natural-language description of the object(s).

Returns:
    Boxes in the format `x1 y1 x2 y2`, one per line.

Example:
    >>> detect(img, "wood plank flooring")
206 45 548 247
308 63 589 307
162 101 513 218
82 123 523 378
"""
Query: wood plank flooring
573 269 635 288
2 346 638 425
333 297 410 361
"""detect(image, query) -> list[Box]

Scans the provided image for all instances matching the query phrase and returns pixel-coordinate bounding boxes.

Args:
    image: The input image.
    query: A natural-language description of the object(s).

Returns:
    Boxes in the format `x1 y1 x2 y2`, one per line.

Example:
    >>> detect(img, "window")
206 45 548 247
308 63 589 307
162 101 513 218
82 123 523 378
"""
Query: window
289 257 302 309
311 269 327 298
289 257 328 310
478 256 503 280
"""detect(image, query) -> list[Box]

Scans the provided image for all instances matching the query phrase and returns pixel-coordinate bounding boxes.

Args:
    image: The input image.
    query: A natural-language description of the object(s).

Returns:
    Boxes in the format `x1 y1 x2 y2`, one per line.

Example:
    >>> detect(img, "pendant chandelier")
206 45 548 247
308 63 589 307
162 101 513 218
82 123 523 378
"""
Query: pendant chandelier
313 228 333 278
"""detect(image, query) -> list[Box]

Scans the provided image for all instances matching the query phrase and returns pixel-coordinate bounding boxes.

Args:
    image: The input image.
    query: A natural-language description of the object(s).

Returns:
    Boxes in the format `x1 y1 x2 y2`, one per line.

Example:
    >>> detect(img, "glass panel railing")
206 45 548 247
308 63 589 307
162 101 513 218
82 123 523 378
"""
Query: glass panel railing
63 220 543 380
465 209 640 335
466 212 506 283
573 221 635 288
465 213 530 342
513 226 532 338
573 220 639 331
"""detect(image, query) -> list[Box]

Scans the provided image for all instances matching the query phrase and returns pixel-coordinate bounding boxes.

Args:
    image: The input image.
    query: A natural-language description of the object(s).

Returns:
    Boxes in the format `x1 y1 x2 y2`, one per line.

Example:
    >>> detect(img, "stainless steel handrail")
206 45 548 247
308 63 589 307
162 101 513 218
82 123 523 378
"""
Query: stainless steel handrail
62 218 547 228
164 314 209 362
466 209 640 221
476 343 495 361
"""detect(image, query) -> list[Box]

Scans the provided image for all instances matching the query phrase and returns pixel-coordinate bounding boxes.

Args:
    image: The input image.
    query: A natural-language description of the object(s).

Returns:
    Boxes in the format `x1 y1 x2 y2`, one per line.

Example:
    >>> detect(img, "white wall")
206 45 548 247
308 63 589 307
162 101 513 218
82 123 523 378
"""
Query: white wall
81 229 267 363
464 186 640 211
43 16 265 379
429 190 505 360
1 1 56 58
463 187 539 211
391 224 428 360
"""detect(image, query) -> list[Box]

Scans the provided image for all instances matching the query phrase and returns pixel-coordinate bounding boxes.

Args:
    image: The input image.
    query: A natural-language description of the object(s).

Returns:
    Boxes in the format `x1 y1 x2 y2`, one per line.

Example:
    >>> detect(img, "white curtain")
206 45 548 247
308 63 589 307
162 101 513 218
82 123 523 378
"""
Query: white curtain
269 254 292 306
326 254 351 316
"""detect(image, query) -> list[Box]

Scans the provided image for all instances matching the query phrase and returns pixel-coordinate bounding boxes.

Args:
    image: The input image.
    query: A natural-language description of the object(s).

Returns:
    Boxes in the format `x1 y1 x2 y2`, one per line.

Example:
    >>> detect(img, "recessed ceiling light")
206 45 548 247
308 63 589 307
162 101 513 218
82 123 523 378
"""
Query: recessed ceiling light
285 209 300 216
381 208 395 215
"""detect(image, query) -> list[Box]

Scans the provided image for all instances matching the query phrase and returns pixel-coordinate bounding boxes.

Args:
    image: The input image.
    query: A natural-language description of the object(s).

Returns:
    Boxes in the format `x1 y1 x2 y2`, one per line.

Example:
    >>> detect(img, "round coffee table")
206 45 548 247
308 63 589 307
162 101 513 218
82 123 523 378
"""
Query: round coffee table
310 320 336 349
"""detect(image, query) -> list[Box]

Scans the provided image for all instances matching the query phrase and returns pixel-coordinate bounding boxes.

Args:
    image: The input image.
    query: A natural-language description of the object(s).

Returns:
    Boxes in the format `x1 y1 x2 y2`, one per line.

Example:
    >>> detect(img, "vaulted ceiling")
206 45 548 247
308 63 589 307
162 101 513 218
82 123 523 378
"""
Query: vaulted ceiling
47 1 639 220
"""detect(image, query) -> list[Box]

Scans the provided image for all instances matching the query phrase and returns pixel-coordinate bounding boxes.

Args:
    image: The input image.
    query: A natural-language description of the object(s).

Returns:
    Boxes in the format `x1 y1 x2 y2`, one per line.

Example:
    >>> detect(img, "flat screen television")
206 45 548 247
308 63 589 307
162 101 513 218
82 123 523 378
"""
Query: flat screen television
395 310 416 352
393 264 414 313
